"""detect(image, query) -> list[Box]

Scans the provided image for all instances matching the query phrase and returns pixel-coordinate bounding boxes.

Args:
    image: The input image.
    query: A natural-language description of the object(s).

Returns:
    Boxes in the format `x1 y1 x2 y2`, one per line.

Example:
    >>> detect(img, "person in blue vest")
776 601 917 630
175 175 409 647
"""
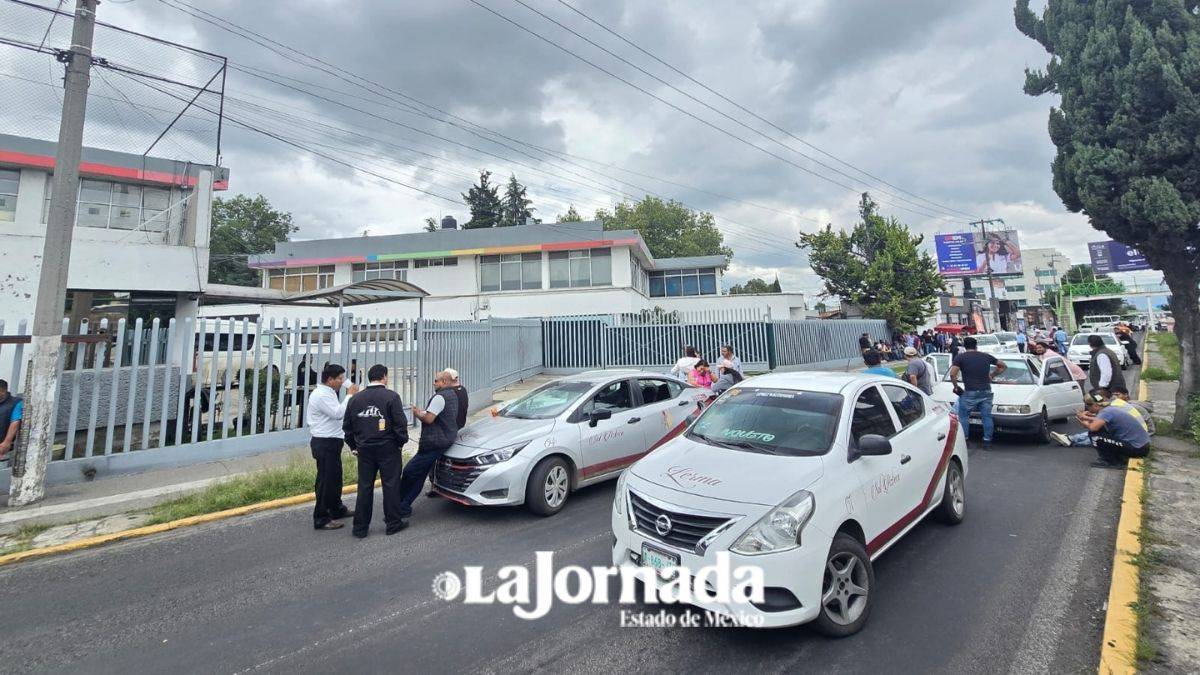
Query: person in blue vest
0 379 22 464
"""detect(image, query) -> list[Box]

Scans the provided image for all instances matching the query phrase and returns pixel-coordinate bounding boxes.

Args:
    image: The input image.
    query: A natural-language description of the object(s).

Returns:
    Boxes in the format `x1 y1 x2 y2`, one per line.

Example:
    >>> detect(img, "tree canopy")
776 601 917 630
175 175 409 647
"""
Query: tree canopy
796 194 943 330
557 205 583 222
728 277 782 295
595 196 731 263
500 174 538 227
208 194 296 286
1015 0 1200 423
461 170 503 229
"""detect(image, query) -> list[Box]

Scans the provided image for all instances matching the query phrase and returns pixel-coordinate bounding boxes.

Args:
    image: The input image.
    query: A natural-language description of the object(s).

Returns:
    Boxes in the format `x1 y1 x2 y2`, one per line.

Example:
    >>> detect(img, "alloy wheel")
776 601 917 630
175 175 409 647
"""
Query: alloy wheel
544 465 569 508
949 465 965 516
821 552 870 626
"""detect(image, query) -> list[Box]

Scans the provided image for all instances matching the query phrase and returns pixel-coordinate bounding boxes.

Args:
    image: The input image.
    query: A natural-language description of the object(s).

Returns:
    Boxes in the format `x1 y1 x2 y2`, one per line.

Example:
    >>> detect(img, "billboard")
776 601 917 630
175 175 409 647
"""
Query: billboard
1088 240 1151 274
935 230 1023 276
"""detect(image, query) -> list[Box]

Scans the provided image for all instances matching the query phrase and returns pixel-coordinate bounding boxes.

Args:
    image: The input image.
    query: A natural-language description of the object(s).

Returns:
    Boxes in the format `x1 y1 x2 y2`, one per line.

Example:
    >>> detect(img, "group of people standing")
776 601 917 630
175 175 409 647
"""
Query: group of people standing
670 344 744 394
306 363 466 537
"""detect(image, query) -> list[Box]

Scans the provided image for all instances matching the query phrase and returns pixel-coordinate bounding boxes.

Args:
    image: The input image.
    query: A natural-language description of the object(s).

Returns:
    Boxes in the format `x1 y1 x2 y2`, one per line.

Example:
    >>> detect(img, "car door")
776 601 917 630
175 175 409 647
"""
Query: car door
846 384 908 546
631 377 694 449
574 379 646 480
880 384 944 515
1040 356 1082 417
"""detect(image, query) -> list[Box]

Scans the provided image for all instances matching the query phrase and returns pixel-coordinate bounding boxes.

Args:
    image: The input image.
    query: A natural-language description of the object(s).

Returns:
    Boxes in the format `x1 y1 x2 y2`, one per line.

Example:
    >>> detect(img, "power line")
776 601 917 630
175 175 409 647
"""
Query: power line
552 0 982 221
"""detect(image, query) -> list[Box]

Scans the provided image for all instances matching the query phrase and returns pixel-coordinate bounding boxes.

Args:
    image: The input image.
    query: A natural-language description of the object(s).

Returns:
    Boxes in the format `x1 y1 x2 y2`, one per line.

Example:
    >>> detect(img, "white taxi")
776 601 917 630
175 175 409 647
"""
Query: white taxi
1066 332 1129 370
930 353 1084 441
612 372 967 635
433 371 708 516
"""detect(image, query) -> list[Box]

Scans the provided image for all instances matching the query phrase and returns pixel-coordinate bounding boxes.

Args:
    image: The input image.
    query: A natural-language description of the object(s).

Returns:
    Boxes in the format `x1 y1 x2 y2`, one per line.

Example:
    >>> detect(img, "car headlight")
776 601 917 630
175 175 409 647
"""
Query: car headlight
730 490 815 555
472 441 528 466
993 404 1031 414
614 470 627 516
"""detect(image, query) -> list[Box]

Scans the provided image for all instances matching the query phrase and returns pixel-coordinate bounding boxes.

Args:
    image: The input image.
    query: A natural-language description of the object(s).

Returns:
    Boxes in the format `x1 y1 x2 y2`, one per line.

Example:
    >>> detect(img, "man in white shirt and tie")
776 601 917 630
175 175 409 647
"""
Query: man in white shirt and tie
307 363 360 530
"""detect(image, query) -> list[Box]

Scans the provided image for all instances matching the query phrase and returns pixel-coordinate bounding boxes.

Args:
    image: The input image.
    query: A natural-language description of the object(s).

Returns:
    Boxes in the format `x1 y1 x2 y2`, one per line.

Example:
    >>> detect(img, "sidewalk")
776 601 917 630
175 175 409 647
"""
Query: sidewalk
0 375 553 537
1137 339 1199 672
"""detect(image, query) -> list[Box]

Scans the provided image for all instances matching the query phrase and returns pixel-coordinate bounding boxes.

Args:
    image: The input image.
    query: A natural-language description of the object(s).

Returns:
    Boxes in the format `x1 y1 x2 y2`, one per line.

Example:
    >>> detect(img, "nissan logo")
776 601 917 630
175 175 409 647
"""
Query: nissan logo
655 514 673 536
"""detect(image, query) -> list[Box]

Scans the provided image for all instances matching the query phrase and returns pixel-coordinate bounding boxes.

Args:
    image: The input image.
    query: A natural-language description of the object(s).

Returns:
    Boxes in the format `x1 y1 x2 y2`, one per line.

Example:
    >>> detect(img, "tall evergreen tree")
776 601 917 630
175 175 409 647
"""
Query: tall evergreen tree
500 174 537 227
1015 0 1200 424
423 217 438 233
461 170 502 229
796 194 943 330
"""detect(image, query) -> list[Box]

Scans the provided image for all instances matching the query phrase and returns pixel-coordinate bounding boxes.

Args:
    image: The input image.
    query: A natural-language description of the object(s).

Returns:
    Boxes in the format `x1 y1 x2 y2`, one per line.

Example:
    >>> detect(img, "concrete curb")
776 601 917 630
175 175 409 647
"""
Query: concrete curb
1097 341 1150 674
0 481 366 568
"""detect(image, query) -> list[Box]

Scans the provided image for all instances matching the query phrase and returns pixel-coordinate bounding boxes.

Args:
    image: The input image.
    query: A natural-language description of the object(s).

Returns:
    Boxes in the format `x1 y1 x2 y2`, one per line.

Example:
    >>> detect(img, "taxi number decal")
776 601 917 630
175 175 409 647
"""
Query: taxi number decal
720 428 776 442
869 470 902 501
586 430 623 446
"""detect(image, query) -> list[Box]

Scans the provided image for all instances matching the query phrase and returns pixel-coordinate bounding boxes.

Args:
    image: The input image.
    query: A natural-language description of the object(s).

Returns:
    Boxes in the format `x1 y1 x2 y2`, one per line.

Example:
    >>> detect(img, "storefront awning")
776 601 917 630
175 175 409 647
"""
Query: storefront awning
203 279 429 307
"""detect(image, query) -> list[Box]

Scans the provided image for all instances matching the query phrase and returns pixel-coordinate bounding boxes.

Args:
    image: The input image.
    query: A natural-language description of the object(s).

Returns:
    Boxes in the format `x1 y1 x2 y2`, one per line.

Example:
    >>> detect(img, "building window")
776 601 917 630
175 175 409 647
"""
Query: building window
548 248 611 288
43 176 179 232
266 265 335 291
1006 284 1026 293
648 268 718 297
630 258 649 295
1035 268 1058 277
480 252 541 292
0 168 18 222
352 261 408 282
413 257 458 268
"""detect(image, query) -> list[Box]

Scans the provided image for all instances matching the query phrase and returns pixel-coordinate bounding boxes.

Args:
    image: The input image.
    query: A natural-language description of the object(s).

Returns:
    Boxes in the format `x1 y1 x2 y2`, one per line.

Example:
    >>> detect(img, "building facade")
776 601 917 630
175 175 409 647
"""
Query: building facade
240 220 807 321
1003 247 1072 328
0 133 228 337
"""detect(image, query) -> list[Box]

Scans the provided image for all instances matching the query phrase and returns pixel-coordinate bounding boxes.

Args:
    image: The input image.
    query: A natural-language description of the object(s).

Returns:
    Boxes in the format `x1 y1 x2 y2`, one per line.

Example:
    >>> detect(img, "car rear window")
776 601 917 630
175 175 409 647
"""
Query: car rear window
686 388 842 456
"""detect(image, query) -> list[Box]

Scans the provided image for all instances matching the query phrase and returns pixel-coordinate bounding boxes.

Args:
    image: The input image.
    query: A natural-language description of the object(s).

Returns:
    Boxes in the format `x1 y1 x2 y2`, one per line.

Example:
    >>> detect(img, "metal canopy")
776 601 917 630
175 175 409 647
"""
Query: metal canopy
203 279 429 307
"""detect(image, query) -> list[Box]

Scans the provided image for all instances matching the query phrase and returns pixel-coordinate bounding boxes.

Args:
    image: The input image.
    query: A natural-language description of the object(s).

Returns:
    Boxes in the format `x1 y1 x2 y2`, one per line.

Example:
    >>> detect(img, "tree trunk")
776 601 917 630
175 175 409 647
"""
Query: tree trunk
1161 263 1200 428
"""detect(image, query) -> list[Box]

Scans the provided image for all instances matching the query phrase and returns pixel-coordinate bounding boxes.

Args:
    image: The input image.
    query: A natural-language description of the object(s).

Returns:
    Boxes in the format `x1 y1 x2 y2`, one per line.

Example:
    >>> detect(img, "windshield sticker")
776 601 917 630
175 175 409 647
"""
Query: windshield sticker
752 391 796 399
665 466 723 488
721 428 776 443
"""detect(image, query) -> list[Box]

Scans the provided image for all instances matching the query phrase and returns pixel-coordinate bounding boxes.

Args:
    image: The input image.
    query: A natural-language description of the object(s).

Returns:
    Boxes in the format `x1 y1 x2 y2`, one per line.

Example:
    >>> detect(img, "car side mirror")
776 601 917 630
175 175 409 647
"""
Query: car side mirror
588 409 612 427
851 434 892 461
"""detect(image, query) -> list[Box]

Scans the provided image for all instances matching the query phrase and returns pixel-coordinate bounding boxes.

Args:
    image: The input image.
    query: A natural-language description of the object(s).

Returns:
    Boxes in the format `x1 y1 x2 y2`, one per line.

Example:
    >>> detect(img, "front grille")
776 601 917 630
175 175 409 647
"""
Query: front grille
434 457 485 493
629 491 731 552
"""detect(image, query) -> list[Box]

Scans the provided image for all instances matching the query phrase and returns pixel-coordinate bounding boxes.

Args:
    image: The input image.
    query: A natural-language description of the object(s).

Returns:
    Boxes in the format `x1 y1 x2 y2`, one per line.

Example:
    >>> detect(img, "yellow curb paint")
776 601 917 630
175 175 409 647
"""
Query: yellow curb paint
1098 457 1144 675
0 479 380 568
1137 348 1148 401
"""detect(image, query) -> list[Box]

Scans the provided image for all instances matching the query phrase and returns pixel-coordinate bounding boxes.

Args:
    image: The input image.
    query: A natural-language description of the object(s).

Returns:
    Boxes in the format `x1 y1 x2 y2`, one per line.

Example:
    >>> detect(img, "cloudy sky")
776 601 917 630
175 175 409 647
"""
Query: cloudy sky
5 0 1160 298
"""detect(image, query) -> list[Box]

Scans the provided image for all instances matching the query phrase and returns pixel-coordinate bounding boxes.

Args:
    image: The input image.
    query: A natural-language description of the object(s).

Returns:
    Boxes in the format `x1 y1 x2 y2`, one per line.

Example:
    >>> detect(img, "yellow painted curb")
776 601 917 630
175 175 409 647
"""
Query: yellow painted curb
1137 346 1148 402
0 481 374 568
1098 457 1144 675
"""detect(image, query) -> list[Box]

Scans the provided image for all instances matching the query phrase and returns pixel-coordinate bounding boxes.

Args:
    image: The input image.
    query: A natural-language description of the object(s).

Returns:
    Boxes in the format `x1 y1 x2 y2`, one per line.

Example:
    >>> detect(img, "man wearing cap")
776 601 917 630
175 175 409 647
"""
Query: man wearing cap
1053 392 1150 468
903 346 933 394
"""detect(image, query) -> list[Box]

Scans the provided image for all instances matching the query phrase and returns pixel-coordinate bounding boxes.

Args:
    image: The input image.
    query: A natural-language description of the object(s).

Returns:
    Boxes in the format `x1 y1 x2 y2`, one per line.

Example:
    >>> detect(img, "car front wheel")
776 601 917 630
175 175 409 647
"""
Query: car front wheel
812 533 875 638
934 459 966 525
1033 408 1051 444
526 456 571 517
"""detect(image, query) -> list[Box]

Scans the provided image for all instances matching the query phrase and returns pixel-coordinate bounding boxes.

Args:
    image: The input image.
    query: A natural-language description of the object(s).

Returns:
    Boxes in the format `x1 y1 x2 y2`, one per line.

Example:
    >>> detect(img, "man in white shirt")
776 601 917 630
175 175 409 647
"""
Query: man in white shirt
307 363 359 530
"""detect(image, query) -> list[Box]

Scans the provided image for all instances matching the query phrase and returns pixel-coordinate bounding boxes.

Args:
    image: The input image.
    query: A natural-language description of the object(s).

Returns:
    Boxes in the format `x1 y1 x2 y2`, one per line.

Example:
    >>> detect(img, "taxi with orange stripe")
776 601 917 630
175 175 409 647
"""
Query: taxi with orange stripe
432 371 708 516
611 371 968 633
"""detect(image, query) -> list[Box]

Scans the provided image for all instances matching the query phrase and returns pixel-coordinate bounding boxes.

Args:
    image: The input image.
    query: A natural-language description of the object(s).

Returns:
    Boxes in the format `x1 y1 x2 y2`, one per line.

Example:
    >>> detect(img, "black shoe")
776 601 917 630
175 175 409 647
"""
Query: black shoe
386 520 410 535
981 441 993 451
332 509 352 520
352 529 369 538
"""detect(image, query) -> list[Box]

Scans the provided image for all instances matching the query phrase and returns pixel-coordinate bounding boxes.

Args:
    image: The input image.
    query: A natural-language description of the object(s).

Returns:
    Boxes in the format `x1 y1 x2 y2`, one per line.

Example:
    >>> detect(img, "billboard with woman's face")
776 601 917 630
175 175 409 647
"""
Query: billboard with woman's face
935 230 1023 276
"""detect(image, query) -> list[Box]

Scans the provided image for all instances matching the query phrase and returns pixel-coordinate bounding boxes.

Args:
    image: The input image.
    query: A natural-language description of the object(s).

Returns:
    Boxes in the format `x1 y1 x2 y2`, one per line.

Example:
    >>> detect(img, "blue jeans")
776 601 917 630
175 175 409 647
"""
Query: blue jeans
957 390 995 442
1068 431 1093 446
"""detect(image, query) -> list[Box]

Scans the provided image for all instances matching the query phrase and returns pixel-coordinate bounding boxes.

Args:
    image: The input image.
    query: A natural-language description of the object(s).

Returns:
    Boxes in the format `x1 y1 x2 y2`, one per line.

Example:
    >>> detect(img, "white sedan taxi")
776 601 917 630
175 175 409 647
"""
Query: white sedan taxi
931 353 1084 440
974 333 1015 354
1066 332 1129 370
612 372 967 634
433 371 708 516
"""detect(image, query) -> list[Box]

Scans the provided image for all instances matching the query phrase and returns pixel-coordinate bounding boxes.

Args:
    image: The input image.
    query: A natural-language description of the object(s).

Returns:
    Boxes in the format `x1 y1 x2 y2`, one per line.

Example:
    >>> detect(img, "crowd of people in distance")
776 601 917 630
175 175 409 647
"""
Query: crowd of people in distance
670 345 744 395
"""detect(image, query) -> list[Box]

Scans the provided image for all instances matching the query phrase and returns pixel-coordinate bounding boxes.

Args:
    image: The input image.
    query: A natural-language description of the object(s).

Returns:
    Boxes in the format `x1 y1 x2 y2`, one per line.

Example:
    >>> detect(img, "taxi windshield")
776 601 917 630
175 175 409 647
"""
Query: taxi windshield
686 388 842 456
499 380 594 420
941 357 1037 385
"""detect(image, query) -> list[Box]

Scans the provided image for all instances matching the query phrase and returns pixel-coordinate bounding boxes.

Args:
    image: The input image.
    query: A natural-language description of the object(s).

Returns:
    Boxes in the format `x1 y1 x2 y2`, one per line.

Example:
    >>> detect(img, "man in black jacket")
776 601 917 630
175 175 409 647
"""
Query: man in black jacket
426 368 469 499
398 370 460 520
343 364 409 538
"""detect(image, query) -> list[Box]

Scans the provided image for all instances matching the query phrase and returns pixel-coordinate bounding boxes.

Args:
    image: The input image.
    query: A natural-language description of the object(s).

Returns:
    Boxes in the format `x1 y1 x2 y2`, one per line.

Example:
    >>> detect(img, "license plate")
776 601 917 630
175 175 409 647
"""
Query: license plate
641 542 680 573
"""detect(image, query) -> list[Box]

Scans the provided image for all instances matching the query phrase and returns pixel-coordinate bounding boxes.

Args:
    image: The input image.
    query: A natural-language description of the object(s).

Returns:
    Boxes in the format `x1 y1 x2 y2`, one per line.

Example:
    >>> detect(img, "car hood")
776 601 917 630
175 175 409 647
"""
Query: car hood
932 381 1036 405
445 415 555 455
629 436 824 507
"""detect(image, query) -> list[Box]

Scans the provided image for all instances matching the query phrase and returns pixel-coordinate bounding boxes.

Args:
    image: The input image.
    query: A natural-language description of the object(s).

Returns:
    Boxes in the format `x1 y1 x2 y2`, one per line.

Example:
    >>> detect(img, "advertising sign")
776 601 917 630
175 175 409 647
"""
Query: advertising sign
935 230 1023 276
1088 240 1151 274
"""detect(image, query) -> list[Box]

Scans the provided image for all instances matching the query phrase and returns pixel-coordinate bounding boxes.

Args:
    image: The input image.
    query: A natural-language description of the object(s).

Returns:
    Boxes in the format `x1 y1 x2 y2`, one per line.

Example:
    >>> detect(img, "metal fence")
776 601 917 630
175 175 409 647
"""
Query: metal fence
771 319 890 369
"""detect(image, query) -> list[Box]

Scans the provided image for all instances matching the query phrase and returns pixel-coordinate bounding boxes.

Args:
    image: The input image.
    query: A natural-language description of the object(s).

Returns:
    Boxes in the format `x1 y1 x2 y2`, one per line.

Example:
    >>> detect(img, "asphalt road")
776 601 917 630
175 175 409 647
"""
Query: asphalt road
0 369 1136 675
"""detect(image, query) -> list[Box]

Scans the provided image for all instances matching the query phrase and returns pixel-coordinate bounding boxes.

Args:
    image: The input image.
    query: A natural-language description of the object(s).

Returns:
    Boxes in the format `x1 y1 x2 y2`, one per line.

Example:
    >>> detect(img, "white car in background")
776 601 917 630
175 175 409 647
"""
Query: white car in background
924 352 952 380
972 333 1014 354
931 353 1084 441
612 372 968 634
433 371 709 516
993 332 1020 353
1066 333 1129 370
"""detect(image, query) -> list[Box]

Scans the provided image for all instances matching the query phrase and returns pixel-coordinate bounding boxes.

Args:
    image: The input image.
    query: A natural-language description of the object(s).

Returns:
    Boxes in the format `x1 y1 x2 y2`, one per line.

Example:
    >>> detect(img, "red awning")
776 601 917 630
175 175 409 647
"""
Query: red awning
934 323 974 334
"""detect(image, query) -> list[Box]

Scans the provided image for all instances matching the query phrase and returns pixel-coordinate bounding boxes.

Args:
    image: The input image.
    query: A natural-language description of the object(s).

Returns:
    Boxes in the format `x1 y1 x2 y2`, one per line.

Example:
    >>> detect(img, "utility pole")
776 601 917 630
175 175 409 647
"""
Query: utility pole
969 218 1006 331
8 0 99 507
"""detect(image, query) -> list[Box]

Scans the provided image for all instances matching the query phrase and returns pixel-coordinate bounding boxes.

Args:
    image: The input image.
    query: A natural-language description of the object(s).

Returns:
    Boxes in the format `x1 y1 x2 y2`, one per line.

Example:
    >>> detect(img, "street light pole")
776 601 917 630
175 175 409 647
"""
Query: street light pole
8 0 99 506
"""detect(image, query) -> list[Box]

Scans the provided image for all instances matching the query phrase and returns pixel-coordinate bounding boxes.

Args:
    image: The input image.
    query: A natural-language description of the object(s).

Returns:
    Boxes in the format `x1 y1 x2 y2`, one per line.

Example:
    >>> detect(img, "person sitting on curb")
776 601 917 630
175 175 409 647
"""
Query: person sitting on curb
1051 392 1150 468
1053 386 1155 447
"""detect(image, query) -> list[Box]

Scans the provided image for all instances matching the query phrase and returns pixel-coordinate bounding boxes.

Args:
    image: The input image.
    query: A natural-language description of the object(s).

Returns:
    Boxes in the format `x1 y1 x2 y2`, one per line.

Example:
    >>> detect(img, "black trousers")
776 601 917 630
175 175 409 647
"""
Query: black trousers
353 444 404 535
311 437 348 528
1093 434 1150 465
397 449 442 518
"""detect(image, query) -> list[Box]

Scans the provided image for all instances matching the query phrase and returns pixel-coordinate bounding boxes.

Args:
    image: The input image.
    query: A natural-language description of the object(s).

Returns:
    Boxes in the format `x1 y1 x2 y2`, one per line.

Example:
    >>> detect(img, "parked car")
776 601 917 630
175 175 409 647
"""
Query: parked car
972 333 1012 354
612 371 967 634
1066 332 1129 370
930 353 1084 441
434 371 710 515
993 331 1019 352
924 352 952 380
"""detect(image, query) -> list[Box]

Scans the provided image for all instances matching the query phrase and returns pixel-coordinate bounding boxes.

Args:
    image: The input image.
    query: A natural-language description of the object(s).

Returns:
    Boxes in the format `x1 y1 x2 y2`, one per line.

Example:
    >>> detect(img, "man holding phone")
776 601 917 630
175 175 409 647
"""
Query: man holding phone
948 336 1007 449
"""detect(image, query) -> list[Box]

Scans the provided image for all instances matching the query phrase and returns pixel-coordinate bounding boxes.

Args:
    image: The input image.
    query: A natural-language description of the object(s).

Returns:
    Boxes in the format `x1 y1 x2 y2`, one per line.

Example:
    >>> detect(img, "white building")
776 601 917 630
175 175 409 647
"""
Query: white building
1003 247 1072 328
232 219 807 321
0 133 227 336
